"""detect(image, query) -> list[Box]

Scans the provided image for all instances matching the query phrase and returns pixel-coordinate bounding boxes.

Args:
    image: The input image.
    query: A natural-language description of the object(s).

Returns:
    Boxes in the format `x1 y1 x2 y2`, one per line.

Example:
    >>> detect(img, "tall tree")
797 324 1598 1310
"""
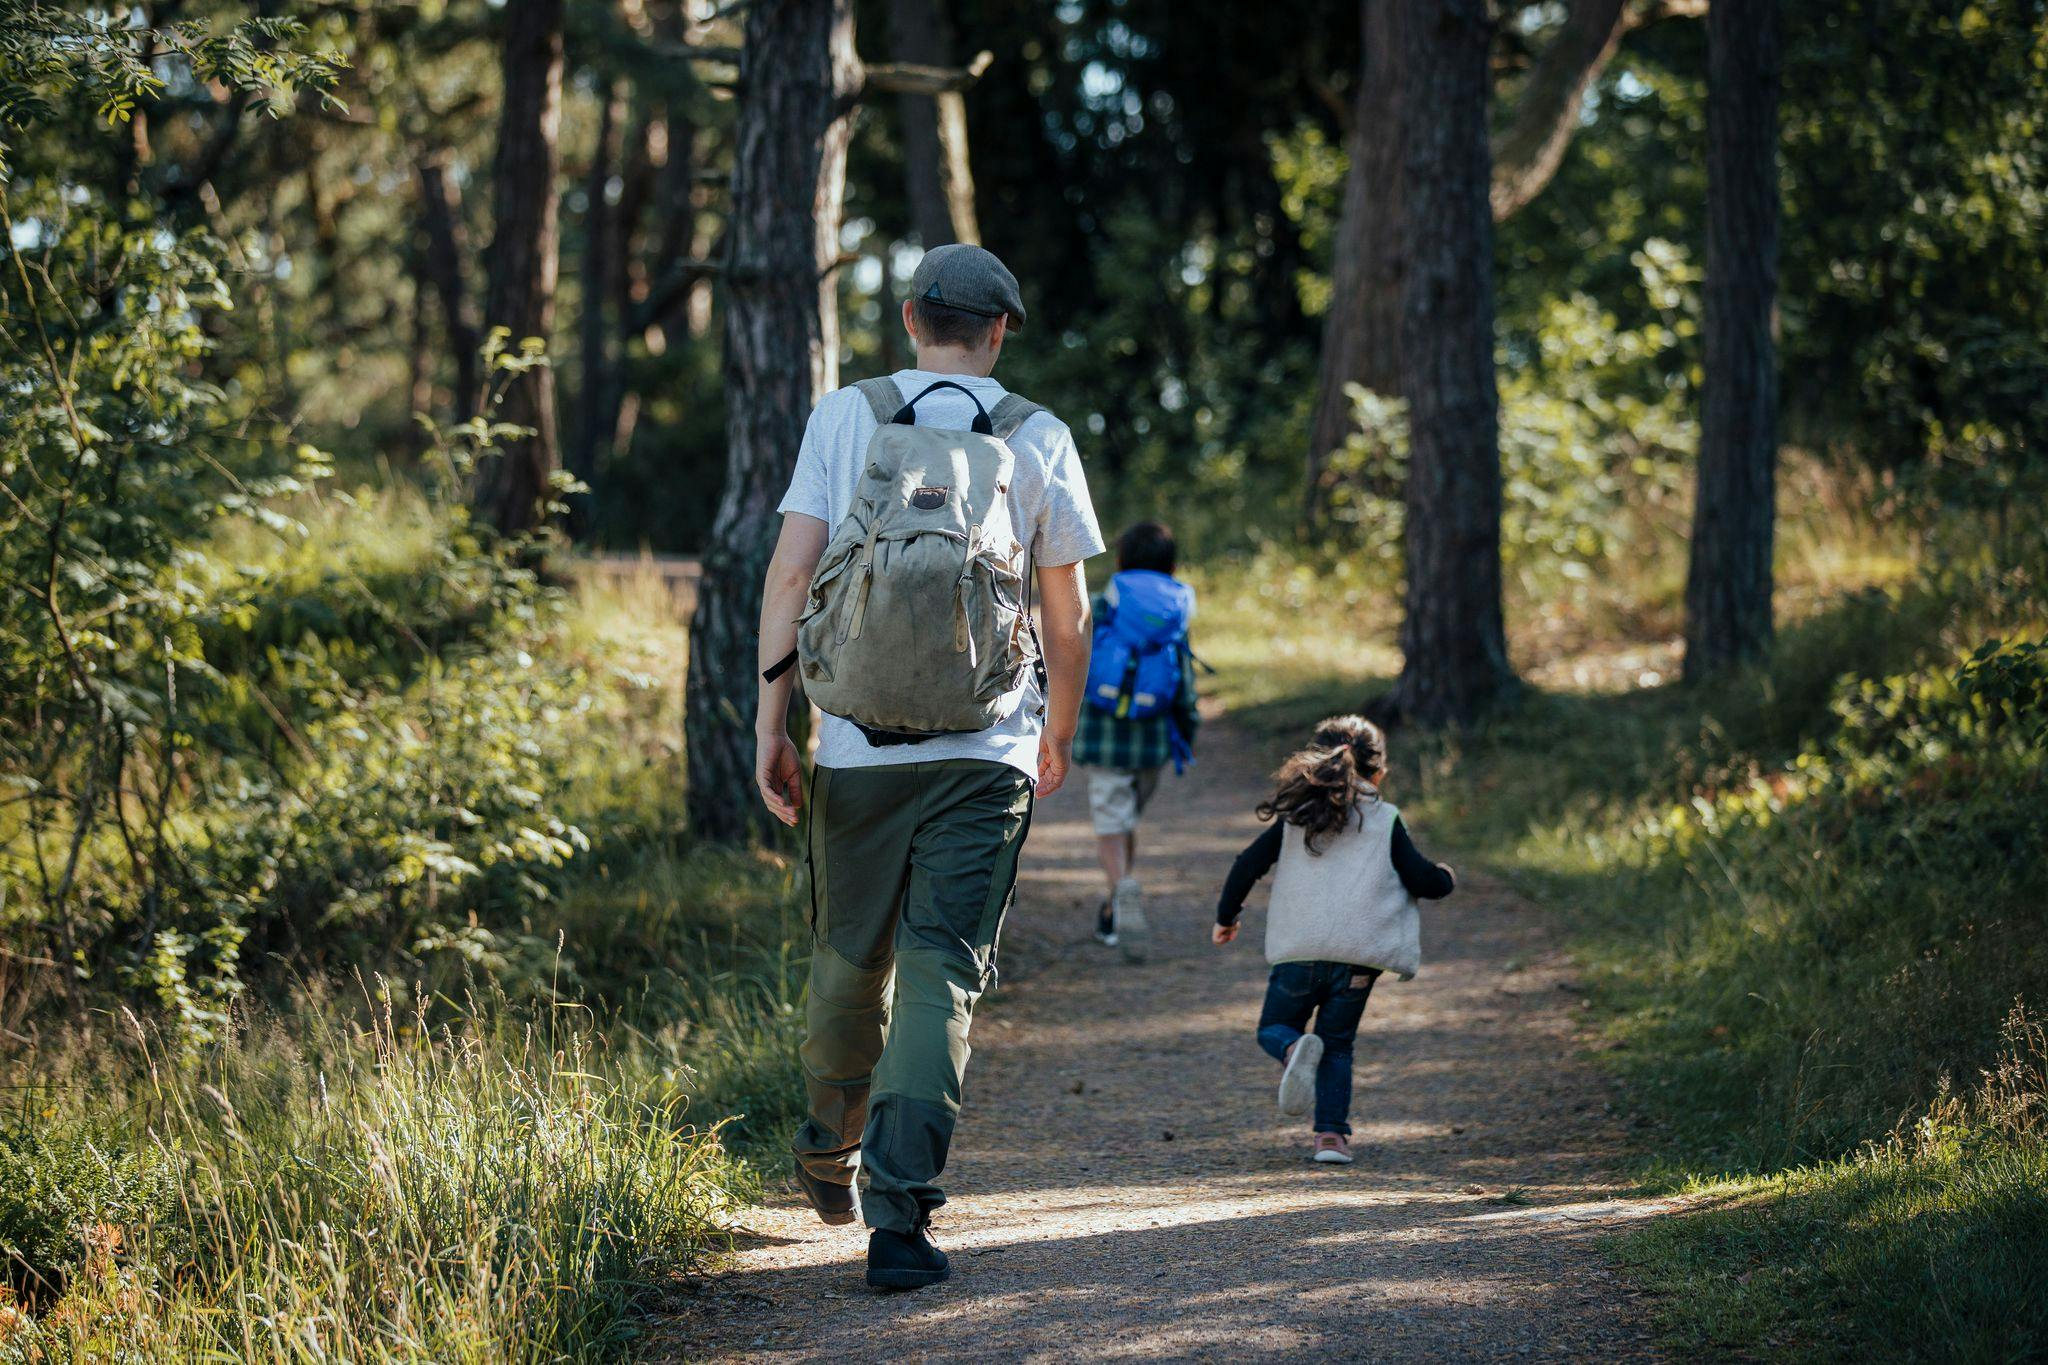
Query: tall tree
476 0 567 537
1304 0 1405 519
686 0 861 842
571 75 629 537
886 0 979 245
415 154 482 422
1384 0 1515 726
1684 0 1782 679
1306 0 1706 506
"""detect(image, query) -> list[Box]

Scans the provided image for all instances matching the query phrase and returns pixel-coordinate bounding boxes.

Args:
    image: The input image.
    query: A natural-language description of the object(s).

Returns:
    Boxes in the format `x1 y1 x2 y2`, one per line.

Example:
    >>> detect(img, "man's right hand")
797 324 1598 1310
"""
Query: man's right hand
756 730 804 826
1035 729 1073 798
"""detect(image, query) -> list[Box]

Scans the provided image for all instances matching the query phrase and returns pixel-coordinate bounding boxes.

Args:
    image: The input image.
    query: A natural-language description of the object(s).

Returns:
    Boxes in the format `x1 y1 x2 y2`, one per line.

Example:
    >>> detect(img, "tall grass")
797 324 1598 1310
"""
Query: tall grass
3 996 747 1362
1615 1008 2048 1361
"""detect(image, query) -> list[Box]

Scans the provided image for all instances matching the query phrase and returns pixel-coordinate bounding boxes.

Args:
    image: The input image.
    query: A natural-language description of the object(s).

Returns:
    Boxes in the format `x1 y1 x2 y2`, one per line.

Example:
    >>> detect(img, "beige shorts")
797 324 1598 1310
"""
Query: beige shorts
1086 766 1163 837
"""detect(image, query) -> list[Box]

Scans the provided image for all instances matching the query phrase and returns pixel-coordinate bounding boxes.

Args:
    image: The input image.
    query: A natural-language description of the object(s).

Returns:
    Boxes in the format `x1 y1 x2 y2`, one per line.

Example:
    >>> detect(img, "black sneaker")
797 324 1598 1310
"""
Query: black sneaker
1094 901 1119 947
793 1159 860 1226
865 1221 950 1290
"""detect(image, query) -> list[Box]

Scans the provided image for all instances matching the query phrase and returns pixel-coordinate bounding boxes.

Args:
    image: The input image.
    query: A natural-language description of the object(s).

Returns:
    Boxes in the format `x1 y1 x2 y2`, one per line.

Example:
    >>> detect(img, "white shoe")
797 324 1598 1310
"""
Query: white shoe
1113 877 1147 963
1277 1034 1323 1117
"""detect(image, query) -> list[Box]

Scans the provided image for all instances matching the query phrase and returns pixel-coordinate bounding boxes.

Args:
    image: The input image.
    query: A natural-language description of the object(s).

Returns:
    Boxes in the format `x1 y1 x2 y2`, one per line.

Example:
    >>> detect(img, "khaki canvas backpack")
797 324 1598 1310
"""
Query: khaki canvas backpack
793 378 1045 745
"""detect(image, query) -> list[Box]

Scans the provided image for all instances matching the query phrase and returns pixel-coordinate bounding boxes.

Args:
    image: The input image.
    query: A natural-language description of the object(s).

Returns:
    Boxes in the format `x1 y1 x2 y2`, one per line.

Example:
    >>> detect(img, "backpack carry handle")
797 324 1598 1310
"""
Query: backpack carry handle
892 380 995 436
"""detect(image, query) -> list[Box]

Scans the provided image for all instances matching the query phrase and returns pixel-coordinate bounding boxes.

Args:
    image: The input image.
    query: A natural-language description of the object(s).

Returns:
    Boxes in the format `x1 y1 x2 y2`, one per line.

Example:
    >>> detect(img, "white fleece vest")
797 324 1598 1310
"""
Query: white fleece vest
1263 798 1420 980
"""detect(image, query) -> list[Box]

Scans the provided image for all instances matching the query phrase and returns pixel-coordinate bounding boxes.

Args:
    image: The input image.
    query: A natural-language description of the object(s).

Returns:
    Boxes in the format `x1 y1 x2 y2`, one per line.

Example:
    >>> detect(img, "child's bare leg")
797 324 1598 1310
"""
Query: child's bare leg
1095 834 1129 895
1122 831 1137 876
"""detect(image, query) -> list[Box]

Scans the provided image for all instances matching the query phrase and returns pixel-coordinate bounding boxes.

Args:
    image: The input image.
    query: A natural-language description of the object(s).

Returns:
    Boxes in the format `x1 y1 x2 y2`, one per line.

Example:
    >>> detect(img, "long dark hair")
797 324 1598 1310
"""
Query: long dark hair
1256 714 1389 853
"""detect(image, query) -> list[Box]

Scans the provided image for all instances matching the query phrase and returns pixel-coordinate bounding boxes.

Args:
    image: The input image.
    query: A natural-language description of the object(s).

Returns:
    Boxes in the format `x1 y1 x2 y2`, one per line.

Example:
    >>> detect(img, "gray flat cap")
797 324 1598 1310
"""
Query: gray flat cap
908 243 1027 331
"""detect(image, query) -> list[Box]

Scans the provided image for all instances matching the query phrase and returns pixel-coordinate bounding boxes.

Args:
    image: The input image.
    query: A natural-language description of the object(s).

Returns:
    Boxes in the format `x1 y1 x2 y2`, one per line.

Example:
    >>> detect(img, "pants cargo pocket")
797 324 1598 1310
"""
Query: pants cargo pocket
809 764 914 970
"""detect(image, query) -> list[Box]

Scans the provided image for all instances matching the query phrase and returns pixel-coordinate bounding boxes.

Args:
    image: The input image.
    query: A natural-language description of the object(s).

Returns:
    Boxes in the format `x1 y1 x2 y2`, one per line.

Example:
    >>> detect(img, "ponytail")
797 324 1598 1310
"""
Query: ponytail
1255 714 1389 853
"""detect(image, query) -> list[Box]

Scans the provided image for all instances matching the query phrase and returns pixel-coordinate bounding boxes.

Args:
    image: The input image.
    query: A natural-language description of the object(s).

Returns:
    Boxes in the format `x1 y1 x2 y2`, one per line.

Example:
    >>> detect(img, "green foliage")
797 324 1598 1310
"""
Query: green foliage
1318 242 1698 584
0 87 628 1035
0 1127 183 1305
1778 0 2048 486
1611 635 2047 1169
0 2 343 175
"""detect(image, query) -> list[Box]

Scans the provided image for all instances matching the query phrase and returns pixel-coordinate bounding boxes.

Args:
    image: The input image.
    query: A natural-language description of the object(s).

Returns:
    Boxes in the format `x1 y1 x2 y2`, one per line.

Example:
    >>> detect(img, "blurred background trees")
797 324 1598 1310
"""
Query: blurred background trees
8 0 2037 564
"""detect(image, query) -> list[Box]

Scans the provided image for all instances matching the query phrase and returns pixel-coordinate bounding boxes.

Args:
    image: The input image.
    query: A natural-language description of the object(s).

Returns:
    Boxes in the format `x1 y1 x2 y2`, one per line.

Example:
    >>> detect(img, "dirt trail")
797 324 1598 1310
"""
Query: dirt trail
659 720 1666 1362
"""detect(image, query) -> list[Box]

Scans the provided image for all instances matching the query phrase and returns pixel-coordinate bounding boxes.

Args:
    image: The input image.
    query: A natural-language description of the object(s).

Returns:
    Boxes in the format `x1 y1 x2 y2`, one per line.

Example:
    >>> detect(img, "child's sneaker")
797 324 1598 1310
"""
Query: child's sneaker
1093 901 1118 947
1277 1034 1322 1116
1312 1133 1354 1165
1112 876 1147 963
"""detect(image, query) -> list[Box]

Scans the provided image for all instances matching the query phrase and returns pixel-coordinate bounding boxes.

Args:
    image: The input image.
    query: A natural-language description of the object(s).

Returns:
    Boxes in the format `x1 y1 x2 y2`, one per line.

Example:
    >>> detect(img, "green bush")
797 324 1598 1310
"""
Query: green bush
0 165 620 1034
1616 637 2048 1168
1318 242 1698 588
0 1127 183 1305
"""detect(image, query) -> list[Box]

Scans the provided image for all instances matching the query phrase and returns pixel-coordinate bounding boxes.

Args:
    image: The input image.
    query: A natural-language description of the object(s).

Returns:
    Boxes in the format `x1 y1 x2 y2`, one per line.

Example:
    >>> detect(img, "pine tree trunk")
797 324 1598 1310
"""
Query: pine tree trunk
1309 0 1687 522
1305 0 1405 520
887 0 978 245
1385 0 1515 727
405 246 434 459
647 0 713 341
416 155 481 422
571 77 628 539
880 0 974 246
1683 0 1781 680
686 0 860 843
477 0 566 537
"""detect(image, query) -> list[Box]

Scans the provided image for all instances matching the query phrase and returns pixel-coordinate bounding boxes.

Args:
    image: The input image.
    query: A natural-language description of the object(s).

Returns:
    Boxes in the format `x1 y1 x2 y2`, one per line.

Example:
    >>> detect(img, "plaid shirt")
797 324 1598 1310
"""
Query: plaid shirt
1073 592 1201 772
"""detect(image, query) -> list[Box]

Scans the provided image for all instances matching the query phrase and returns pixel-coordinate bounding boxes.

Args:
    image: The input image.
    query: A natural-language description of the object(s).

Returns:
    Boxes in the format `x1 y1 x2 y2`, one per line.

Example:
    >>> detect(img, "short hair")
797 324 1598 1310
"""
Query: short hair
911 297 1002 350
1116 521 1177 574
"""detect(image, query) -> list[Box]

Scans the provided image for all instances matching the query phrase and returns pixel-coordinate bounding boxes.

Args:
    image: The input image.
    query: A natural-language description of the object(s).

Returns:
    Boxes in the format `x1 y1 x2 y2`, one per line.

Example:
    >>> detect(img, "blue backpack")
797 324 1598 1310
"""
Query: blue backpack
1086 570 1195 723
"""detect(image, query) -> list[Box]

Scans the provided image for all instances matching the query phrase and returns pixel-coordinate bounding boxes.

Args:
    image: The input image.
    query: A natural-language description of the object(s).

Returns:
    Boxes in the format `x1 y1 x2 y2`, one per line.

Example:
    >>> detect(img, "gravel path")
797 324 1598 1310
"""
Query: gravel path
657 719 1665 1362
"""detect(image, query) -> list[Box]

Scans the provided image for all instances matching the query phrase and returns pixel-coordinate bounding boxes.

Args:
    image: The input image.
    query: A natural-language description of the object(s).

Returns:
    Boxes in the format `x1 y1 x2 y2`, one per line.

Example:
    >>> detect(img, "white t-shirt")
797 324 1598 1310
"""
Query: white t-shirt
777 368 1105 777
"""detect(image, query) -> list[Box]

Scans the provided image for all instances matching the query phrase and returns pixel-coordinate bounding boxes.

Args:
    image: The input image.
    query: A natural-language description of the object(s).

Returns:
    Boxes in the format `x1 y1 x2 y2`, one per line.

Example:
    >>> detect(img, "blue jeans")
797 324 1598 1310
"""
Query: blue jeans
1256 960 1380 1135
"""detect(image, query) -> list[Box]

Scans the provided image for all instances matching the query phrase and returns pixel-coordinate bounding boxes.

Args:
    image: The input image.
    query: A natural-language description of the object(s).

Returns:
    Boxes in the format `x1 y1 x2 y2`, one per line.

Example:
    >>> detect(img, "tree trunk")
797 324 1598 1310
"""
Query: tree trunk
1385 0 1515 727
887 0 979 245
416 155 482 422
647 0 713 342
477 0 566 537
1305 0 1406 520
1308 0 1699 520
1684 0 1781 680
686 0 861 843
572 77 629 539
405 244 434 459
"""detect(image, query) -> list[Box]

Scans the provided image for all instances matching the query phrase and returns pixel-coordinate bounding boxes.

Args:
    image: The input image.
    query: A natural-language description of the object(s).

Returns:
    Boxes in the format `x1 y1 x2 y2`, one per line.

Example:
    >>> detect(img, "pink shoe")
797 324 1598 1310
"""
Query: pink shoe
1312 1132 1354 1165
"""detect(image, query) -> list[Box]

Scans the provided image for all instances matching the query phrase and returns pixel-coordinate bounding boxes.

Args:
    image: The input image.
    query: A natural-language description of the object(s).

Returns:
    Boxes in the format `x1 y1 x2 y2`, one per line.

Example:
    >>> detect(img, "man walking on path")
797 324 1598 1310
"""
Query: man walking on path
751 245 1102 1290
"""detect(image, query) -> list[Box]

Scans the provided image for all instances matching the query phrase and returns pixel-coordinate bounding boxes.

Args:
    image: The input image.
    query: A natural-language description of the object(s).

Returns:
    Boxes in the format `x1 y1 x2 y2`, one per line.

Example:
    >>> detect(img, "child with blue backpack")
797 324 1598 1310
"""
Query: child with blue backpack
1073 522 1200 963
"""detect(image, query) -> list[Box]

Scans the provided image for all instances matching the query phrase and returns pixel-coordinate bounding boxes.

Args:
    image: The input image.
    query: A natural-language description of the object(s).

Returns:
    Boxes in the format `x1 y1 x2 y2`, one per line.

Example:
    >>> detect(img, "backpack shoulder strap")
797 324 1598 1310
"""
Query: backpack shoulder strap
989 393 1046 441
854 377 903 424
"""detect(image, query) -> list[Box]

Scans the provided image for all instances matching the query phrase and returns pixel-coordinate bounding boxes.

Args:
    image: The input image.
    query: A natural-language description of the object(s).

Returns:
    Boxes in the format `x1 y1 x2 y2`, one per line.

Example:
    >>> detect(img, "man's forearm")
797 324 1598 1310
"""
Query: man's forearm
1034 563 1091 740
755 515 829 736
755 573 805 734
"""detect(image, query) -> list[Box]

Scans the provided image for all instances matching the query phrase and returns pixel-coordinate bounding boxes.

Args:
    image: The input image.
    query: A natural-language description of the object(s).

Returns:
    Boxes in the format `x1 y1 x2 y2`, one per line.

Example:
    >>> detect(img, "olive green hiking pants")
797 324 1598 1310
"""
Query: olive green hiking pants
792 759 1034 1234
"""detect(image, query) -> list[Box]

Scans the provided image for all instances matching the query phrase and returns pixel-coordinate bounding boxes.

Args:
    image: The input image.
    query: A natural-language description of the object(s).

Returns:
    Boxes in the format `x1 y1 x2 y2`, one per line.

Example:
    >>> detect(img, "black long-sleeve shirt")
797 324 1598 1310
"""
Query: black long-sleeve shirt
1215 817 1455 927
